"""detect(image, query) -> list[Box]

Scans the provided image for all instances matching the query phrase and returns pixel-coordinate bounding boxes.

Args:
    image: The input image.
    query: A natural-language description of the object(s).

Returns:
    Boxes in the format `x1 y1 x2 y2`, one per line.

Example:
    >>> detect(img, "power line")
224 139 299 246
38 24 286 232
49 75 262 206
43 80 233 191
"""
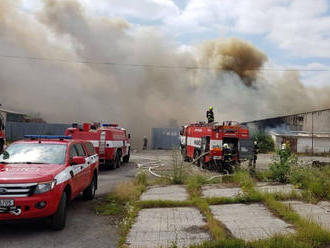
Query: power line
0 53 329 72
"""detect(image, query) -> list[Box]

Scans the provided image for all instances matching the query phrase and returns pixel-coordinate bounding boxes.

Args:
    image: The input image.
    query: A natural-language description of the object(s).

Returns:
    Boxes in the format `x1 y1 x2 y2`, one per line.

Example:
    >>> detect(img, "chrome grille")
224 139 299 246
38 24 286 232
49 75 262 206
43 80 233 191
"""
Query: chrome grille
0 183 37 197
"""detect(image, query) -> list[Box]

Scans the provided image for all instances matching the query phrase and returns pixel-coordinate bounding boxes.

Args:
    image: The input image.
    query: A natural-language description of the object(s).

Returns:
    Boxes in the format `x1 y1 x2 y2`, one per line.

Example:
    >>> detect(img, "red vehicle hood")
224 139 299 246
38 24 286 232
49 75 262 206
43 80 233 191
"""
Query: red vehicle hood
0 163 66 183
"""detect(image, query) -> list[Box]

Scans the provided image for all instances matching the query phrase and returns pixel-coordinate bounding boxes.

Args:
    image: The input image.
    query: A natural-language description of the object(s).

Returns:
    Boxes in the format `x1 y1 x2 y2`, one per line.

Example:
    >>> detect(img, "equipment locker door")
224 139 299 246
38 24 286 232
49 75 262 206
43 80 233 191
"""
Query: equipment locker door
238 139 254 160
99 131 106 155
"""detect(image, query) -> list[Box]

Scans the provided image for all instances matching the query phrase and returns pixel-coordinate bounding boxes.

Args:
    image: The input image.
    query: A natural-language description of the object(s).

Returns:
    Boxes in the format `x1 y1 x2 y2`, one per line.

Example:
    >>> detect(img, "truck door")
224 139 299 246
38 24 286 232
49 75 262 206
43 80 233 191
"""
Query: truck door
69 145 84 196
238 139 254 161
75 143 90 190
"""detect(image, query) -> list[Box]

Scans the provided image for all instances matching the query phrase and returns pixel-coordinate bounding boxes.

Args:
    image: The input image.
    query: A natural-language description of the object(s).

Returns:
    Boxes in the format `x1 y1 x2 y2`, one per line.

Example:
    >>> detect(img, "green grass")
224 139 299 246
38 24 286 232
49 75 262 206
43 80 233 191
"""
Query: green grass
137 199 193 208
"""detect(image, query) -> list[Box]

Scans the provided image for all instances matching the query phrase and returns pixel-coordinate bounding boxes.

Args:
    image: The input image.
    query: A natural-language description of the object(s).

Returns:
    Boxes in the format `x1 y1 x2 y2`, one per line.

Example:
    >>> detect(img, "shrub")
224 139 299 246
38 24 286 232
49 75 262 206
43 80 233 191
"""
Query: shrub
269 146 297 183
290 166 330 200
252 131 275 153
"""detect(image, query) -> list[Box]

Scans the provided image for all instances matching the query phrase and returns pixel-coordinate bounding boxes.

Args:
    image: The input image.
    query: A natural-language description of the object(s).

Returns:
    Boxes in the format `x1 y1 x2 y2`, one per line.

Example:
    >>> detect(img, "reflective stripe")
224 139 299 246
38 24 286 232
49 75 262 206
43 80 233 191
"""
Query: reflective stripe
55 154 98 185
105 141 123 148
90 140 99 147
87 140 124 148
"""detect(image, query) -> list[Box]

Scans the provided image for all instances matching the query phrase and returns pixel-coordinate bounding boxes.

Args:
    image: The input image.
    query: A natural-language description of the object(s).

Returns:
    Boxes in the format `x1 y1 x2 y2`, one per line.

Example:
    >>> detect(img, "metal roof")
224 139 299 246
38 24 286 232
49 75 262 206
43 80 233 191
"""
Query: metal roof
0 107 25 115
242 107 330 124
269 130 330 138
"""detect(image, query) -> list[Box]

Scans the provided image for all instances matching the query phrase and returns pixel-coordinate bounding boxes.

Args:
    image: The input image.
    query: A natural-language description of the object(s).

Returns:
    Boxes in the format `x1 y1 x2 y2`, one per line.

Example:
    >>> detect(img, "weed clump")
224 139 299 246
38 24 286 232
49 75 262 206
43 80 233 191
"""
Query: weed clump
269 146 297 183
171 150 186 184
290 166 330 200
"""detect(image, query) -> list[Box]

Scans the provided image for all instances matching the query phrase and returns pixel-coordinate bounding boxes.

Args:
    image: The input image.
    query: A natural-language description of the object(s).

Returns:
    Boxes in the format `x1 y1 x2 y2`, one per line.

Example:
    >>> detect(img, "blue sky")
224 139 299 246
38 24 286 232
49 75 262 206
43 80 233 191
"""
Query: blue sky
22 0 330 87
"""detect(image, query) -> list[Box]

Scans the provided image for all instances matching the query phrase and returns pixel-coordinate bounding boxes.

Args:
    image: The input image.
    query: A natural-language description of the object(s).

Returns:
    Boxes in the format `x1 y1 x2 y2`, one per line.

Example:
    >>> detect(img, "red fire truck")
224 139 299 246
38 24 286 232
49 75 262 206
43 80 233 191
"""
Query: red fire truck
65 123 130 169
180 121 253 173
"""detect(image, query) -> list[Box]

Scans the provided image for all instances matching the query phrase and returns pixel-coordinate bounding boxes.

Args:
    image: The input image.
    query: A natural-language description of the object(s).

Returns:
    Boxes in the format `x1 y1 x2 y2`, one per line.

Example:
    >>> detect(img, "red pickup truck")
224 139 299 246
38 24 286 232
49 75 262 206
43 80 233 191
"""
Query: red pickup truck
0 135 99 230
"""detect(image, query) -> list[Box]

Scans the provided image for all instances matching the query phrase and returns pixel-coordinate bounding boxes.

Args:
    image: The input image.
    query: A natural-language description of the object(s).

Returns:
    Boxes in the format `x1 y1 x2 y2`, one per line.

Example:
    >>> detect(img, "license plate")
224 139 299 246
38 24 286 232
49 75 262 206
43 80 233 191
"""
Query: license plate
0 199 14 207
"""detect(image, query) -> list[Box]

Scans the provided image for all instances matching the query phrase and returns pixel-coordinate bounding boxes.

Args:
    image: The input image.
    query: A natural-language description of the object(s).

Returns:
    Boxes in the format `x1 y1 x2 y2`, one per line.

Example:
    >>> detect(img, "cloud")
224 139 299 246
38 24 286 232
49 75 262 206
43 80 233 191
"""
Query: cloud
80 0 180 20
165 0 330 58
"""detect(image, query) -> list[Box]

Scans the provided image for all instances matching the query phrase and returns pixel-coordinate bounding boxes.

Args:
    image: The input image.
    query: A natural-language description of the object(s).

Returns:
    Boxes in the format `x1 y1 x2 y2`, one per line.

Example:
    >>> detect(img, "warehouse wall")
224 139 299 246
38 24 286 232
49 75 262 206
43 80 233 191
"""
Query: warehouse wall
5 121 71 141
297 137 330 153
152 128 180 149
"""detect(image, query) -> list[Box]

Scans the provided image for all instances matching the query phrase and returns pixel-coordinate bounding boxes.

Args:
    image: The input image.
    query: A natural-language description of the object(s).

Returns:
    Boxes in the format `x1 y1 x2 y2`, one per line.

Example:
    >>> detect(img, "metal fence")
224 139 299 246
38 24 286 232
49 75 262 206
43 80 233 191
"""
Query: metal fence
5 121 71 141
152 128 180 149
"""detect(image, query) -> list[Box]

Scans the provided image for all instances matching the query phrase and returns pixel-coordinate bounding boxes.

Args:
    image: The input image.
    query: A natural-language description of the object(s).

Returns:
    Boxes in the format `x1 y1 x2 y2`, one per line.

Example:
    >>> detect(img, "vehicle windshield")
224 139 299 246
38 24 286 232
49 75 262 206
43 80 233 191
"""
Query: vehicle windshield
0 143 67 164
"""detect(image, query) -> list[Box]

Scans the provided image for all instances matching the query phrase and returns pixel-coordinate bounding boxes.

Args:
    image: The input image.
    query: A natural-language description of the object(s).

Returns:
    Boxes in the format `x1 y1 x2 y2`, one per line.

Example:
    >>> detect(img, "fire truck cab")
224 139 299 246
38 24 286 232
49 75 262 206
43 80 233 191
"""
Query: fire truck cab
65 123 130 169
180 121 254 173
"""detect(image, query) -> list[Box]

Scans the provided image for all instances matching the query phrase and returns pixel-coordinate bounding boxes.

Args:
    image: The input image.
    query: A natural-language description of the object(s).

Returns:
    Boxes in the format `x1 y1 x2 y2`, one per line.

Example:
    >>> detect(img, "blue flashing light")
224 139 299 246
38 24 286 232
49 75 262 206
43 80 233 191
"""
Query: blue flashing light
24 135 72 140
102 124 118 127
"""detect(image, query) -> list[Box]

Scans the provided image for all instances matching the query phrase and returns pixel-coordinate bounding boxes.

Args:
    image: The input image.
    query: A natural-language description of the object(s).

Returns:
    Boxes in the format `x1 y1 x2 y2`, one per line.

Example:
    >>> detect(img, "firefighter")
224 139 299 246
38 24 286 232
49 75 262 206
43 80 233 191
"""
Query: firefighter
206 106 214 123
223 143 232 163
249 141 259 174
143 136 148 150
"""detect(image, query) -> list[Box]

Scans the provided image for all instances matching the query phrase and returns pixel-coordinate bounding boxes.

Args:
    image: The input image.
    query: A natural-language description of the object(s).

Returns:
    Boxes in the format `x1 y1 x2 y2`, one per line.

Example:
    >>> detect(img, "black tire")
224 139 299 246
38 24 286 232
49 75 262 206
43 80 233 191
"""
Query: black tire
0 139 4 153
83 174 97 200
181 147 189 162
123 149 130 163
49 192 67 230
115 150 121 168
193 150 200 167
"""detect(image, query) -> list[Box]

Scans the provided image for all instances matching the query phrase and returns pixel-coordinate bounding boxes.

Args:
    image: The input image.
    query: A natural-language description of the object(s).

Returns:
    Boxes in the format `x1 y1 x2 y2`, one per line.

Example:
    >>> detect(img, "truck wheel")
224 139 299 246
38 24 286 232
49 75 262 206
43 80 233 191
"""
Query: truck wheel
193 150 200 167
181 147 189 162
115 151 121 168
0 139 4 153
49 192 67 230
83 174 97 200
123 149 130 163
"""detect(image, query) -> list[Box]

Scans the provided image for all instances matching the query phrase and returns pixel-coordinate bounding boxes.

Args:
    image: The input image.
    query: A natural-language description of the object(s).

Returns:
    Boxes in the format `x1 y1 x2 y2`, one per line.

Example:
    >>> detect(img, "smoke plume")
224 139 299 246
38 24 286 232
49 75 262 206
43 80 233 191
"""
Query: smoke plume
199 38 268 86
0 0 329 147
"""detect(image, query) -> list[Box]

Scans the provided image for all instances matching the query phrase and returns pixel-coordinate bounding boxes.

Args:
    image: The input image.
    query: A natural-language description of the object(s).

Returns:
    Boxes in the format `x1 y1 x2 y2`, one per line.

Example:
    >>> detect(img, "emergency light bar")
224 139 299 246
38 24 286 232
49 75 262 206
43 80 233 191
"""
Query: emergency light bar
24 135 72 140
102 124 118 127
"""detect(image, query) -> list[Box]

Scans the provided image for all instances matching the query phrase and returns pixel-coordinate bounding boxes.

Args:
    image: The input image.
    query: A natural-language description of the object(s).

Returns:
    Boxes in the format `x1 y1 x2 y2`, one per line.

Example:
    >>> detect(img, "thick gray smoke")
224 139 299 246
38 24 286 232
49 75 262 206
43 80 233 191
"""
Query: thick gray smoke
0 0 329 146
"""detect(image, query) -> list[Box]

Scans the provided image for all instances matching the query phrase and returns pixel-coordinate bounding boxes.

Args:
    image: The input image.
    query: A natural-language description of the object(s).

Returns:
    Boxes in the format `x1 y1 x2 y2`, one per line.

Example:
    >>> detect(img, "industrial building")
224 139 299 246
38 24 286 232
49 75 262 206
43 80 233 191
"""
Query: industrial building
242 108 330 154
0 107 26 124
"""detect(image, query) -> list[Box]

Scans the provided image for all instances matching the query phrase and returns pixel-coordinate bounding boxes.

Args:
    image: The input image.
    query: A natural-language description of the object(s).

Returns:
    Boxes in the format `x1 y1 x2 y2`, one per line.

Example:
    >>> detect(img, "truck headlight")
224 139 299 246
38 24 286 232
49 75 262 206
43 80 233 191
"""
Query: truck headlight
34 180 57 194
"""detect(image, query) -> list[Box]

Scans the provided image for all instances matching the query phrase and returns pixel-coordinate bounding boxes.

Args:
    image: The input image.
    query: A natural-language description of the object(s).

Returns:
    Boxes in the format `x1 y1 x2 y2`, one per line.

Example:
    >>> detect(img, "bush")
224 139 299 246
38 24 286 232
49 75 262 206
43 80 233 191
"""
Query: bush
290 166 330 200
269 146 297 183
252 131 275 153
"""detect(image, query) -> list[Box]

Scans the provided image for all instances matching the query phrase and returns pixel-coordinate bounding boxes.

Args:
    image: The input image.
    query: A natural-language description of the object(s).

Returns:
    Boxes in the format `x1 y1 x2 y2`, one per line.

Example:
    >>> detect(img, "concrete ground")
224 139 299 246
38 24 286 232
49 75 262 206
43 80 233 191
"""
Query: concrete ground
126 207 210 248
202 185 243 198
283 201 330 231
210 203 295 241
256 182 301 194
140 185 189 201
0 162 137 248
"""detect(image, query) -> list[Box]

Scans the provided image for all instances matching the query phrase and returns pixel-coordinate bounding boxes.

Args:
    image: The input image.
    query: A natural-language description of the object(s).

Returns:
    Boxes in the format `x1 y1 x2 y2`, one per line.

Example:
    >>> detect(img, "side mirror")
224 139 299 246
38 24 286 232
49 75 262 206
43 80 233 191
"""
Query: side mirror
71 156 85 165
128 134 131 139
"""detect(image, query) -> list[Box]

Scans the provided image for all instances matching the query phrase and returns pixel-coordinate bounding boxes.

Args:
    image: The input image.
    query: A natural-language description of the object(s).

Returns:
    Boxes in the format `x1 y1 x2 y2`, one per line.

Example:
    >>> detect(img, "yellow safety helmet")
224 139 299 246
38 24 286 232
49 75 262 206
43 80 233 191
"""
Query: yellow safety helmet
209 106 213 110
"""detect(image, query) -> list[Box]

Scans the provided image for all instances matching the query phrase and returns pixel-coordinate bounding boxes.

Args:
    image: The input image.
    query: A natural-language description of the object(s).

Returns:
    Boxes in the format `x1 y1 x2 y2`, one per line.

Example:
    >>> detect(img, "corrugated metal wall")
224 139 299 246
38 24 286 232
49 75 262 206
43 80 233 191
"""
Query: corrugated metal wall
152 128 180 149
5 122 71 141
